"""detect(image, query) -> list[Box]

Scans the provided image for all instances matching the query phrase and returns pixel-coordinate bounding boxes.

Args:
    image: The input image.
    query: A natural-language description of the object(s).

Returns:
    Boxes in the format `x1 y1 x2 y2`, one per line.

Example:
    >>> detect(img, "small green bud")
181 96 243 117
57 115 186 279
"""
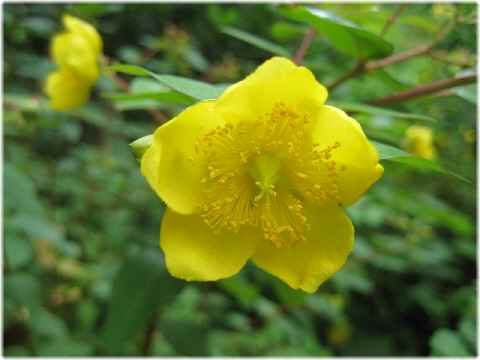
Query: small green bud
130 134 153 161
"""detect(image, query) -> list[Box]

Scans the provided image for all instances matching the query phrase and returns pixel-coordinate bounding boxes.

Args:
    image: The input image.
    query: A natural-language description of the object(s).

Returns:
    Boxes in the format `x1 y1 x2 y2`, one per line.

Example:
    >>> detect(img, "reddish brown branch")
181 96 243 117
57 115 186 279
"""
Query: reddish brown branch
141 315 156 356
365 44 433 71
369 74 476 106
327 61 365 91
293 27 316 65
380 4 409 37
327 20 454 92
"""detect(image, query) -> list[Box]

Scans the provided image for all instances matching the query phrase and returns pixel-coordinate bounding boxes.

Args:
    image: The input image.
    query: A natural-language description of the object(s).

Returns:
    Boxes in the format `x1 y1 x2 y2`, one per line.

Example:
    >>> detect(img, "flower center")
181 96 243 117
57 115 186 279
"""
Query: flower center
195 102 342 248
249 153 281 200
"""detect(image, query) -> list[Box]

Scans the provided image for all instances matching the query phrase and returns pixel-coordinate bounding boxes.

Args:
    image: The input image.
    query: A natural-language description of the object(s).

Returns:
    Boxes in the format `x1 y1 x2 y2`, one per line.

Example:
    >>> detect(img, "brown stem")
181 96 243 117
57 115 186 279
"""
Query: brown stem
141 315 156 356
365 44 433 71
369 74 476 106
429 51 475 68
327 61 365 91
367 20 454 72
293 27 316 65
380 4 409 37
327 20 454 92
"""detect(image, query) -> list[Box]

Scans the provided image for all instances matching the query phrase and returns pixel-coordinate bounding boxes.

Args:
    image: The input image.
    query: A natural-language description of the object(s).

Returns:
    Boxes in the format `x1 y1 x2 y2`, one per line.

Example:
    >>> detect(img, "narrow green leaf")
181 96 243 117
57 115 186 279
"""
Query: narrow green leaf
110 64 228 101
105 91 194 109
279 6 393 59
130 134 153 161
455 84 476 104
374 141 411 160
101 249 183 355
373 141 470 183
222 26 291 57
104 77 195 109
149 74 226 101
329 101 436 123
108 64 150 76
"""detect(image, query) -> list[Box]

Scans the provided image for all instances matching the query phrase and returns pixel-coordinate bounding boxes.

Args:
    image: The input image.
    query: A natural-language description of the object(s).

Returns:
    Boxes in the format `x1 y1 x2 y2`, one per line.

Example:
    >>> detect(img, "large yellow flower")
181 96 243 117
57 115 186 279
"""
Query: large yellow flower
141 57 383 293
45 15 102 110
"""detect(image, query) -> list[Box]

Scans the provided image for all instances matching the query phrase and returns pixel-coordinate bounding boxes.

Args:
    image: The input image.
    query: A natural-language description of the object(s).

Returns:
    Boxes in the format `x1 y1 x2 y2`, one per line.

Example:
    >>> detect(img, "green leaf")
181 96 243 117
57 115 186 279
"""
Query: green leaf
221 26 291 57
4 94 46 112
430 329 471 356
279 6 393 59
150 74 227 101
459 316 476 349
160 287 209 356
104 78 194 110
109 64 227 101
373 141 470 183
455 84 477 104
4 163 43 215
36 338 94 356
130 134 153 161
30 309 68 339
109 64 151 76
5 346 32 356
5 234 33 269
101 248 183 355
5 272 42 312
329 101 436 123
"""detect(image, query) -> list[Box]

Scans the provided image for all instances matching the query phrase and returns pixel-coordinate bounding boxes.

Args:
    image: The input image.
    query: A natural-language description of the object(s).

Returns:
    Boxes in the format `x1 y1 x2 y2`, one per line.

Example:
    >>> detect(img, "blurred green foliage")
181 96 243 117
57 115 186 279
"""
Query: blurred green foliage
4 3 476 356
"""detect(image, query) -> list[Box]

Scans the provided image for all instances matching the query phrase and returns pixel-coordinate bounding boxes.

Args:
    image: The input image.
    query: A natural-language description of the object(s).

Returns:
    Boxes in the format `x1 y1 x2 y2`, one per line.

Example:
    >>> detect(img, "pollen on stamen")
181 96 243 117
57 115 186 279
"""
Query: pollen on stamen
194 101 317 246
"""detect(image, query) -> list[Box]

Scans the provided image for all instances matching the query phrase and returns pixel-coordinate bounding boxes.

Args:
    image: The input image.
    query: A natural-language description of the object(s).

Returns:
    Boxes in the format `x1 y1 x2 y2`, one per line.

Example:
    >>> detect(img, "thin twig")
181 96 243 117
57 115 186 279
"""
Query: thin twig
367 20 454 72
380 4 409 37
327 61 365 91
327 20 454 92
293 27 316 65
369 74 476 106
365 44 433 71
429 51 475 68
141 315 157 356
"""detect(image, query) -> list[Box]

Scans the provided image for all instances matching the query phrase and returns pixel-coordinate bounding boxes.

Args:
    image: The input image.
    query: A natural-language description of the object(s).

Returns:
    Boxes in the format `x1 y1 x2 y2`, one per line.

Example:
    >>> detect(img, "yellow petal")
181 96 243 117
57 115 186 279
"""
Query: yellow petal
45 69 91 110
51 32 99 83
63 14 102 55
312 105 383 206
215 57 328 123
141 101 223 214
252 204 354 293
161 209 258 281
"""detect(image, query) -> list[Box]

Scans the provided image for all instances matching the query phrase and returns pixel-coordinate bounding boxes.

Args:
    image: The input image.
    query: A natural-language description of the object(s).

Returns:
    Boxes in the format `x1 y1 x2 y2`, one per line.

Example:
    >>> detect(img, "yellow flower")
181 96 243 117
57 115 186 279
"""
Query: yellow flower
45 15 102 110
404 125 436 160
51 14 102 83
45 69 91 110
141 57 383 293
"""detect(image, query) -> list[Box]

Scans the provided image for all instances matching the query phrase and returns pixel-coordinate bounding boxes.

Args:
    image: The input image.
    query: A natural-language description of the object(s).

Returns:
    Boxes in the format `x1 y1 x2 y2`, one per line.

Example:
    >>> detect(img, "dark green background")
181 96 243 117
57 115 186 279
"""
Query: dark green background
4 3 476 356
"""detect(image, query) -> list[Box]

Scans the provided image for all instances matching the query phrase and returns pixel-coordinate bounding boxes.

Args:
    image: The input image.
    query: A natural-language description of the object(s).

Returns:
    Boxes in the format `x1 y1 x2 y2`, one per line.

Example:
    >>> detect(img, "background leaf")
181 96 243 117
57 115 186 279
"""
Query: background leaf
430 329 470 356
222 26 291 56
373 141 471 183
101 249 183 354
279 6 393 59
329 101 436 123
110 64 227 101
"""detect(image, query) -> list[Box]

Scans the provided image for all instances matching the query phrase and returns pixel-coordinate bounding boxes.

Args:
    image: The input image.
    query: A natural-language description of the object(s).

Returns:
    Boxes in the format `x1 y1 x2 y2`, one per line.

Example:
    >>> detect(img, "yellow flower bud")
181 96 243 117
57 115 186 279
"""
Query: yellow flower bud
403 125 436 160
45 15 103 110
